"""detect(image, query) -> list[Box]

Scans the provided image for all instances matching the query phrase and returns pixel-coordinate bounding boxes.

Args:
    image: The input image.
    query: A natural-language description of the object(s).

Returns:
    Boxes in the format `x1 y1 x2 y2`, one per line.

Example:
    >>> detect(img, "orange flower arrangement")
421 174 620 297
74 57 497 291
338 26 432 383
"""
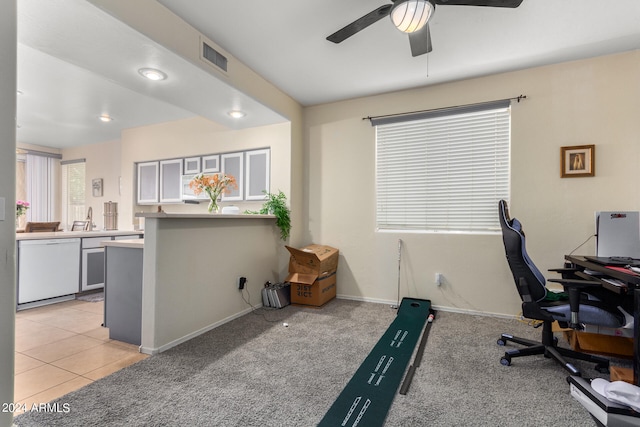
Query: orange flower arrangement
189 173 238 213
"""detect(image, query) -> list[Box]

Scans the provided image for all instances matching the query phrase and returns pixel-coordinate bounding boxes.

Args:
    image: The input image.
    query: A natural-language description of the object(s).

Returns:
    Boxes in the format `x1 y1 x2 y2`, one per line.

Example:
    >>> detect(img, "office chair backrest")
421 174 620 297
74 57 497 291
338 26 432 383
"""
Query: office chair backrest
498 200 547 302
24 221 60 233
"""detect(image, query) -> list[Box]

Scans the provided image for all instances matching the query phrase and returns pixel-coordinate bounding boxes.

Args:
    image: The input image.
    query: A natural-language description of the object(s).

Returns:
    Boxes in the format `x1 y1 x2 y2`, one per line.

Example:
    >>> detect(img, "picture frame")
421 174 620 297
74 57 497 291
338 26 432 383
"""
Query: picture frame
560 145 595 178
92 178 103 197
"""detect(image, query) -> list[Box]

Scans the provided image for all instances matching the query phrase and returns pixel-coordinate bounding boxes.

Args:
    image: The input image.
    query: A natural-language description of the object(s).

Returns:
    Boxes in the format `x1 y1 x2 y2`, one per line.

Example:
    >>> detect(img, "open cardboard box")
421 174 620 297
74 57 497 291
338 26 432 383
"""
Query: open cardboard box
286 244 339 307
564 330 634 358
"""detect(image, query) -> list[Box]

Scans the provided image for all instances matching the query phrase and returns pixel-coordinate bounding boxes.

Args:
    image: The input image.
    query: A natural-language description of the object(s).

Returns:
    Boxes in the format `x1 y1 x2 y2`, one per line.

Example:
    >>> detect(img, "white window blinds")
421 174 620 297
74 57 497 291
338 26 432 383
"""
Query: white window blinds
26 153 59 222
375 101 510 232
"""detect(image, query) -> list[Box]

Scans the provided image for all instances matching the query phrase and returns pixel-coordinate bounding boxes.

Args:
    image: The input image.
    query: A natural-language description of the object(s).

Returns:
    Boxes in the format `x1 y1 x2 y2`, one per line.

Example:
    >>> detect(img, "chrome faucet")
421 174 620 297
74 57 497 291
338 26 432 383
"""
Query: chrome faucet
86 207 93 231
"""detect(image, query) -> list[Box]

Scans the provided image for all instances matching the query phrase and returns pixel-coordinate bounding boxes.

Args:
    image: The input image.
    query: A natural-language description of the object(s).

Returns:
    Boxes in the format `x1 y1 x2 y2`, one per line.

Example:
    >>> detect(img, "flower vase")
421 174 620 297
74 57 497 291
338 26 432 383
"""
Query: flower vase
207 198 220 214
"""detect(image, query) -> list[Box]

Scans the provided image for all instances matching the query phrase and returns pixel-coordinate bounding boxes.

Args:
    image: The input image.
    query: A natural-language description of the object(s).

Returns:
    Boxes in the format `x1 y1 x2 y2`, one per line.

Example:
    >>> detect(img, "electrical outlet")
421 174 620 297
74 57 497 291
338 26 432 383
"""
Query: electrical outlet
435 273 443 286
237 276 247 290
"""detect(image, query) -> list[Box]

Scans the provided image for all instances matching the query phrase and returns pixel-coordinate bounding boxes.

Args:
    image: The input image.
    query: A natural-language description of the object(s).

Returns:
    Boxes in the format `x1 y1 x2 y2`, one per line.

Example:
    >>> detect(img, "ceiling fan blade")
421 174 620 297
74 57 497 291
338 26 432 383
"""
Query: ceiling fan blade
408 23 432 57
326 4 392 44
433 0 523 7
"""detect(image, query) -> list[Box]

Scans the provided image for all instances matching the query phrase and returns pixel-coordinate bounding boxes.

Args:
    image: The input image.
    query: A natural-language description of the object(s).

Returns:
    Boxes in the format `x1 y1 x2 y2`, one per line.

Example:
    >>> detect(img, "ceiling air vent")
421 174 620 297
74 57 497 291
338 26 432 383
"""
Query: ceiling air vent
202 41 228 73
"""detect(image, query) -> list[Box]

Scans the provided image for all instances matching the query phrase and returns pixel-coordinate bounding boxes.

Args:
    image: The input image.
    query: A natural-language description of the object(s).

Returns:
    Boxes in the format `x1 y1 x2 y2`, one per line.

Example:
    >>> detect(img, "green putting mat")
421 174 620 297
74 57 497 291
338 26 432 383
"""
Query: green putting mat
318 298 431 427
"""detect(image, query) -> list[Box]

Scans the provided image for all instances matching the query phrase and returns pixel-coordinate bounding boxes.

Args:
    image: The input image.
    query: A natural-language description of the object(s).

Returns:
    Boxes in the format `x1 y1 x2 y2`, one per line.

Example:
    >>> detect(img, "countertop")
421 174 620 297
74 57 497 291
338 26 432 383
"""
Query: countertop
136 212 274 219
102 239 144 249
16 230 144 241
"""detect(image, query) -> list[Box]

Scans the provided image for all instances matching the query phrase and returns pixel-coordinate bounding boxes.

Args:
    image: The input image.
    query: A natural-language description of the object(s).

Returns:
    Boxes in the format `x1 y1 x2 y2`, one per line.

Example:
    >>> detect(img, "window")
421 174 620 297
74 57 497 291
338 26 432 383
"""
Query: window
61 160 86 231
24 152 60 222
375 101 510 233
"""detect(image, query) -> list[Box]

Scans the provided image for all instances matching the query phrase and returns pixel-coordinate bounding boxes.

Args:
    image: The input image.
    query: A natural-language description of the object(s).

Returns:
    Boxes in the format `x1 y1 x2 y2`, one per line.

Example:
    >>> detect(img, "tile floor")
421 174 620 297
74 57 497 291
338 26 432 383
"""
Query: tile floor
14 298 148 413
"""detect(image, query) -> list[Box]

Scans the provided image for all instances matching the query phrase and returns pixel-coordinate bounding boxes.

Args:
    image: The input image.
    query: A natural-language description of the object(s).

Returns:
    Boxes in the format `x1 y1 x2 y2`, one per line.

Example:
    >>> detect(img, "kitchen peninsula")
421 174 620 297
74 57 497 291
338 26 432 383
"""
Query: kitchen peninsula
136 212 280 355
15 230 143 309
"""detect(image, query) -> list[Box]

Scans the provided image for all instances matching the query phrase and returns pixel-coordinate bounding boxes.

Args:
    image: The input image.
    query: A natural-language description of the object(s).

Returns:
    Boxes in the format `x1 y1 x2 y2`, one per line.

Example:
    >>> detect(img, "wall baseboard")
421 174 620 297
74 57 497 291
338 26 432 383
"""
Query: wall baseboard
336 294 518 320
139 295 519 355
140 305 258 355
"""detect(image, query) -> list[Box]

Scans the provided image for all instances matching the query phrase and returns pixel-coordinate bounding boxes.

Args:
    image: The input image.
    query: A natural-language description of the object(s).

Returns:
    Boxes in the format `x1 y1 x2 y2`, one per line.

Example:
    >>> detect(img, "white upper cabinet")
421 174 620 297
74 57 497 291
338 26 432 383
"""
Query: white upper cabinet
136 148 270 205
221 152 243 201
245 149 270 200
202 155 220 173
183 157 201 174
137 161 159 204
159 159 183 203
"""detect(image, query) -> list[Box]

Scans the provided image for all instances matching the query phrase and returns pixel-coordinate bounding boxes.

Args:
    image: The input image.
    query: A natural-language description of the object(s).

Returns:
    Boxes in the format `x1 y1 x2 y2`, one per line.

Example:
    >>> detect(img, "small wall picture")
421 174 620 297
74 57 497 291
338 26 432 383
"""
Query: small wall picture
92 178 103 197
560 145 595 178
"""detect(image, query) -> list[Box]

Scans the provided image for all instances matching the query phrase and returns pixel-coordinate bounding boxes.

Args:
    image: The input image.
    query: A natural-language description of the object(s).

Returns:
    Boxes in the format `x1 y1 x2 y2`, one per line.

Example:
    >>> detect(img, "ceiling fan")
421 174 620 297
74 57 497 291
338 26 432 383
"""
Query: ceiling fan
326 0 524 57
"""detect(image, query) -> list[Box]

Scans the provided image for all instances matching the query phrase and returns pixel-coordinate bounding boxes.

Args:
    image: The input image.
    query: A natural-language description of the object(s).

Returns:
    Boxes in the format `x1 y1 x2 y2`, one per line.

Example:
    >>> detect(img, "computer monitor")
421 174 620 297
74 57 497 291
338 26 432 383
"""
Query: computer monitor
595 211 640 258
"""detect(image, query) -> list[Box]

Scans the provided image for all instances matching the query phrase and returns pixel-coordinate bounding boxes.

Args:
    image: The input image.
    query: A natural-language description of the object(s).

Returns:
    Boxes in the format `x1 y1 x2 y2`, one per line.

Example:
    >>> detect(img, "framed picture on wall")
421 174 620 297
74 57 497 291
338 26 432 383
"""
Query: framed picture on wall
560 145 595 178
92 178 103 197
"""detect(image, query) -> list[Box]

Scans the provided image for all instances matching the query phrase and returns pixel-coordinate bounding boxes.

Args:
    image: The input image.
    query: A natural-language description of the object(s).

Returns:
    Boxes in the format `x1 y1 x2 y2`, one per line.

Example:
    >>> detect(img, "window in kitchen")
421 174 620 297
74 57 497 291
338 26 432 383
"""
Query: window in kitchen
16 150 60 224
61 159 86 231
375 100 511 233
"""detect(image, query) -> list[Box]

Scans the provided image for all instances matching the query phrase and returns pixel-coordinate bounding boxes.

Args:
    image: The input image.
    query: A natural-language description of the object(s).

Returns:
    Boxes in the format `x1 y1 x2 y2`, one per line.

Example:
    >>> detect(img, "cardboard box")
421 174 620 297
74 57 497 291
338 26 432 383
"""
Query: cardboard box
289 273 337 307
286 244 339 307
610 366 634 384
564 330 634 358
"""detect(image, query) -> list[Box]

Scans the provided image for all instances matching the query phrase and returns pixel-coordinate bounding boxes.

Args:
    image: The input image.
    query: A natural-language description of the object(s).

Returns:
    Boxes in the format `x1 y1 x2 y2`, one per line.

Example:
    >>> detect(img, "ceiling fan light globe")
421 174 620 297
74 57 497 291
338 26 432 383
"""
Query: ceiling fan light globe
390 0 434 34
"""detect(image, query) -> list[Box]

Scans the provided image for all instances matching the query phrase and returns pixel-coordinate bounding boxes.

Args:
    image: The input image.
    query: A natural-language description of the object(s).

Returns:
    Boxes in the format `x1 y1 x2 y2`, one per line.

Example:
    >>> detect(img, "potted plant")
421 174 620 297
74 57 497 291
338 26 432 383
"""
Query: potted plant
247 190 291 240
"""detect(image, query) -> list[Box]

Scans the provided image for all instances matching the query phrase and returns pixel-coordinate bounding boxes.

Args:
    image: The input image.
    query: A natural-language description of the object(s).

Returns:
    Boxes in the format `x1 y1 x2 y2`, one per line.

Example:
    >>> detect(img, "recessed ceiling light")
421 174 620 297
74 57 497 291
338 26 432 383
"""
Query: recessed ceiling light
228 110 246 119
138 68 167 81
99 114 113 122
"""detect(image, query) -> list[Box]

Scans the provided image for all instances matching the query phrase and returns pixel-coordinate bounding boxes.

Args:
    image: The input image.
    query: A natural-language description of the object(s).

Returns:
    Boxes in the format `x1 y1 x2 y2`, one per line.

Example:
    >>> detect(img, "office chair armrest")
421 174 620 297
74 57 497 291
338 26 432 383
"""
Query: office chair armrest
548 278 602 329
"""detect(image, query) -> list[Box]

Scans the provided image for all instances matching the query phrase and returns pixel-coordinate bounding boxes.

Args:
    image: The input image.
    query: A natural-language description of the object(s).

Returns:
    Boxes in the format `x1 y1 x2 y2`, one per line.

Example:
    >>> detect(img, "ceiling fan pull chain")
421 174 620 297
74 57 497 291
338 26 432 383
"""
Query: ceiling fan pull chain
426 51 430 78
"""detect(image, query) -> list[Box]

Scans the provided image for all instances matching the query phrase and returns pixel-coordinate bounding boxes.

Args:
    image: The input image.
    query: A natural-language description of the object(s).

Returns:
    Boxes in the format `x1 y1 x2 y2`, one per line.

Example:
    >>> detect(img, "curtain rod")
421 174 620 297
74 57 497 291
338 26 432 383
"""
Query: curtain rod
362 94 527 123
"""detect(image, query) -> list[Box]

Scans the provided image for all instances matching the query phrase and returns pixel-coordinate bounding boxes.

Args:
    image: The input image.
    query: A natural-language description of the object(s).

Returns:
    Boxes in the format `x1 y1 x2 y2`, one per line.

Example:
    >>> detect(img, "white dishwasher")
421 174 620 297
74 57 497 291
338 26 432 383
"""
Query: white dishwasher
18 238 81 304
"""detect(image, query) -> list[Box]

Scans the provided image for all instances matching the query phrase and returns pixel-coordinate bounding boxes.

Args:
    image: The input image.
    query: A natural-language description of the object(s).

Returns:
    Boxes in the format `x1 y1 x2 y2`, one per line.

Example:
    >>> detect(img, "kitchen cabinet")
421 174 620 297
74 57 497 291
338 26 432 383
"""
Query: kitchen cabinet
137 161 159 204
136 148 270 205
202 154 220 173
183 157 201 174
18 238 81 305
159 159 183 203
245 148 270 200
221 152 244 201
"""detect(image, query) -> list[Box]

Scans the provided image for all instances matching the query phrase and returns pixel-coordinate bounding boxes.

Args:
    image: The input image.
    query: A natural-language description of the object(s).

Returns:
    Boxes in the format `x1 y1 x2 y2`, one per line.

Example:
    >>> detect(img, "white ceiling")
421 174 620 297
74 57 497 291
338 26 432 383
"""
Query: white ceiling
16 0 286 149
16 0 640 149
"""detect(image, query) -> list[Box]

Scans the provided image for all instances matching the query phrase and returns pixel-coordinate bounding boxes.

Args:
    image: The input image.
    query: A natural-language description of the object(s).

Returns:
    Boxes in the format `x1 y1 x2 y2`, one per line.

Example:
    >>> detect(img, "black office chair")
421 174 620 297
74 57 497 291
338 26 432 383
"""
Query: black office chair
497 199 626 376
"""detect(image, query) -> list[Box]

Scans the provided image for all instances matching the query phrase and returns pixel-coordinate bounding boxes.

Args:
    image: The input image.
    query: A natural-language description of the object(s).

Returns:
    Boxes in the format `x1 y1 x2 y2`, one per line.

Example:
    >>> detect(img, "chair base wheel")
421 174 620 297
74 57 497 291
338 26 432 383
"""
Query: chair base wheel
500 356 511 366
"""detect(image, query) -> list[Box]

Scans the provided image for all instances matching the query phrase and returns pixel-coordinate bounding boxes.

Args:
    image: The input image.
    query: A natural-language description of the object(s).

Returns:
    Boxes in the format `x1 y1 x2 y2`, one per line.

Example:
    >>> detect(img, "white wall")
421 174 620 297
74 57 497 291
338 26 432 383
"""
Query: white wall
303 51 640 317
62 139 122 230
0 2 16 426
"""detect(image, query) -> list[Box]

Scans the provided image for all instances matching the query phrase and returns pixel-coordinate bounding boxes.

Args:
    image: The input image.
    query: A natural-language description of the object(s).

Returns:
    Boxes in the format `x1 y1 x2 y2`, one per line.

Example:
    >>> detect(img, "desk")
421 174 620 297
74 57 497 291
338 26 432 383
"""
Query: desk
564 255 640 385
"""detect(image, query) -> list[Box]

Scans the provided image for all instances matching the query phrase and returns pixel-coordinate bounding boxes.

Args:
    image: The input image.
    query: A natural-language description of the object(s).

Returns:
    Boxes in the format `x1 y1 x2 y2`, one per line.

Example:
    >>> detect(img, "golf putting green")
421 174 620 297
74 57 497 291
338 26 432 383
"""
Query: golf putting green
318 298 431 427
